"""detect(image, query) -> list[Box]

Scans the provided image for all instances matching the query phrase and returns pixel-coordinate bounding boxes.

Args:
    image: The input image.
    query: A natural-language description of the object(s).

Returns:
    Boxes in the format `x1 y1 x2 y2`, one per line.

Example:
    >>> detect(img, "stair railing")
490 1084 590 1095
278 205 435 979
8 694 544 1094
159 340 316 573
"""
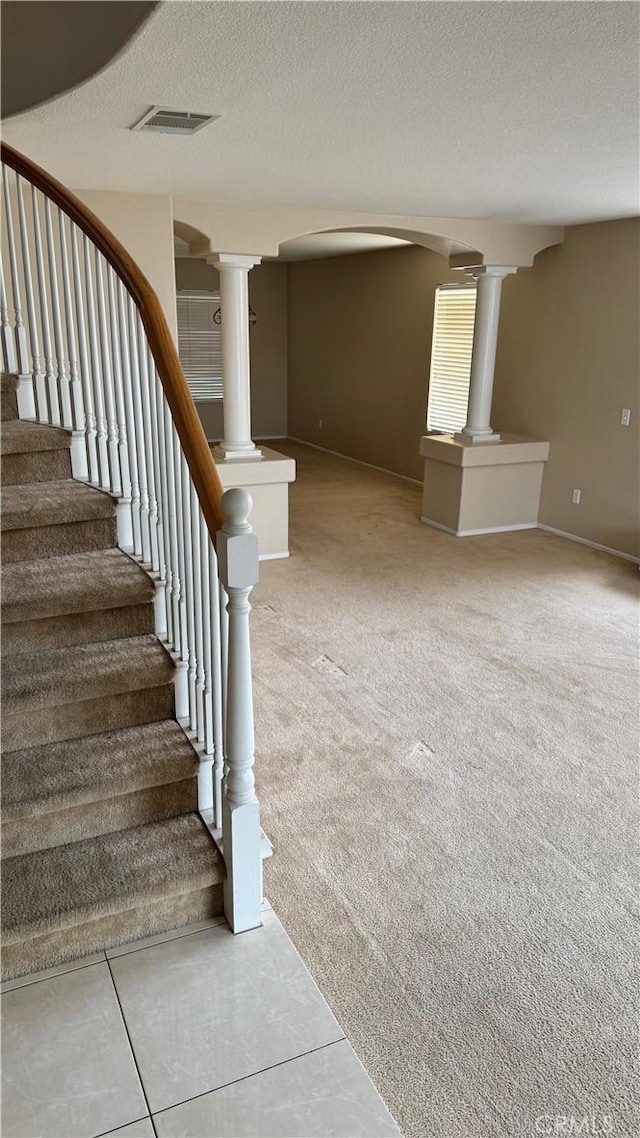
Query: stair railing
0 143 266 933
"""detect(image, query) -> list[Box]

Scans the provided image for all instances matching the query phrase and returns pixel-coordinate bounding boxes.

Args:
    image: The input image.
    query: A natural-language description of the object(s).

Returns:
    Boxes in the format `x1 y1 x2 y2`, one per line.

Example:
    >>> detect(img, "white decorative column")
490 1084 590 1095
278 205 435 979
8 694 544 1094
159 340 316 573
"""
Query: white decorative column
455 265 517 444
210 253 262 461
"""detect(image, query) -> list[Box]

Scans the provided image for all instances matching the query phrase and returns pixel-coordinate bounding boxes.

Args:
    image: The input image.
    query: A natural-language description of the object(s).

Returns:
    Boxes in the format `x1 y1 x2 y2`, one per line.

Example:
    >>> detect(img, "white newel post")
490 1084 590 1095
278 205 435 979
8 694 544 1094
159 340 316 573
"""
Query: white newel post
209 254 262 461
455 265 517 444
216 487 262 933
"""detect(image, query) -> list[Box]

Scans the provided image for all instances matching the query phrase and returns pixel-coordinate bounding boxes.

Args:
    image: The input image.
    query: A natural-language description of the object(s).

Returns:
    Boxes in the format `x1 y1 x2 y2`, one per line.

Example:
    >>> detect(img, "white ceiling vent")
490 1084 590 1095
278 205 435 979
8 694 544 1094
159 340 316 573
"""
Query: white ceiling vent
131 107 219 135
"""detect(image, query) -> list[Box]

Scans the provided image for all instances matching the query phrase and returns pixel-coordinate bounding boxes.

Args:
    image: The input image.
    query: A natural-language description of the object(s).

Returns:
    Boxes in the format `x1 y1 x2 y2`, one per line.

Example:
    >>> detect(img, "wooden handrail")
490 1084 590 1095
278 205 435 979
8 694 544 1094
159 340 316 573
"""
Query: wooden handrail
0 142 226 535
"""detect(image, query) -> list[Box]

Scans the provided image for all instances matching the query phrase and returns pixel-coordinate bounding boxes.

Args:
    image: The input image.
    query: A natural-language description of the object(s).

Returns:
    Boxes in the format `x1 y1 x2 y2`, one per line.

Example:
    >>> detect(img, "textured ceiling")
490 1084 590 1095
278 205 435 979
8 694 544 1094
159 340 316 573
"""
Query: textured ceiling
4 1 639 224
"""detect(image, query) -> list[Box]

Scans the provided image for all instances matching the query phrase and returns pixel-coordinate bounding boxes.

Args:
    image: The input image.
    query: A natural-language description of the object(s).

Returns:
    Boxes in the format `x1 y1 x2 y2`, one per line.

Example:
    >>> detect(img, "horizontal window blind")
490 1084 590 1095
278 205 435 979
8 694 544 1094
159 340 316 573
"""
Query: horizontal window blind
176 291 223 402
426 284 477 433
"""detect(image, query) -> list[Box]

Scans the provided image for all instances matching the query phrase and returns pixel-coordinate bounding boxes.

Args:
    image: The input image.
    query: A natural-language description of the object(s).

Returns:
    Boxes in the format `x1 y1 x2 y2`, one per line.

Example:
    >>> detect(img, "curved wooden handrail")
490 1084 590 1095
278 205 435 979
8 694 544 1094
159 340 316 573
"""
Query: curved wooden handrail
1 142 226 535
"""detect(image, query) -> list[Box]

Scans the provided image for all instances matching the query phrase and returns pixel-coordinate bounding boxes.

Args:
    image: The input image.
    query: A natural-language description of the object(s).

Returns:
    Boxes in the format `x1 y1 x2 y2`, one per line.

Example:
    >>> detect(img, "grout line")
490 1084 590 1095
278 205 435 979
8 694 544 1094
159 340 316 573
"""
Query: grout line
105 918 227 961
94 1116 152 1138
105 955 158 1138
1 954 106 994
151 1035 347 1119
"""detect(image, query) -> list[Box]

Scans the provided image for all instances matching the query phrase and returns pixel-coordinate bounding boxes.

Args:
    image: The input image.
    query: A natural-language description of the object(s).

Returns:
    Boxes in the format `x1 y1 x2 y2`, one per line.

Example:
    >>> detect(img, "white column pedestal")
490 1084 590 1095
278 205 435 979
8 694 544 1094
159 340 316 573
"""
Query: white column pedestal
420 433 550 536
209 253 262 462
212 444 296 559
454 265 517 445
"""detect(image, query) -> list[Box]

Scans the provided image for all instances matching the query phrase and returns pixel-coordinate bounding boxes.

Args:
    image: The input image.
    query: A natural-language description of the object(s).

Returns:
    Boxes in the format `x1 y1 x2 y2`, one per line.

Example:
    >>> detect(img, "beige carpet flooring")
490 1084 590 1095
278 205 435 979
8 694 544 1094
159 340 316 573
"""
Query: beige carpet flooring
252 441 638 1138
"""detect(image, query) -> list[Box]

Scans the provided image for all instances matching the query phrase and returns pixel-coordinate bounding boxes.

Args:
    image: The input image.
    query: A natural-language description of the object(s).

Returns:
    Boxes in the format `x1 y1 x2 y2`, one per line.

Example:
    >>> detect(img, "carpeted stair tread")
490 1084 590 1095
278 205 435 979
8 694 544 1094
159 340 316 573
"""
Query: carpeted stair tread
2 634 173 708
1 814 223 943
0 419 71 455
1 479 114 531
2 548 154 623
2 721 199 820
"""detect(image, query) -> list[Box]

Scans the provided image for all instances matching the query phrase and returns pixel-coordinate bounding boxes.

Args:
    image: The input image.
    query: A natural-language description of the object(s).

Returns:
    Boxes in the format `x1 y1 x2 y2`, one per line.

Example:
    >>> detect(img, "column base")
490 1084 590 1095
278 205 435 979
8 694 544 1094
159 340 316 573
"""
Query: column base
419 433 550 536
453 430 502 445
213 443 263 462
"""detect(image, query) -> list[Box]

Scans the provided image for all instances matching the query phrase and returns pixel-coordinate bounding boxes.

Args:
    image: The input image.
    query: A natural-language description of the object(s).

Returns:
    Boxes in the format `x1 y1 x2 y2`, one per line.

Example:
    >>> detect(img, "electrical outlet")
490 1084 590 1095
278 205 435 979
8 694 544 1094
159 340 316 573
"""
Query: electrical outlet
620 408 632 427
572 488 582 505
318 418 323 429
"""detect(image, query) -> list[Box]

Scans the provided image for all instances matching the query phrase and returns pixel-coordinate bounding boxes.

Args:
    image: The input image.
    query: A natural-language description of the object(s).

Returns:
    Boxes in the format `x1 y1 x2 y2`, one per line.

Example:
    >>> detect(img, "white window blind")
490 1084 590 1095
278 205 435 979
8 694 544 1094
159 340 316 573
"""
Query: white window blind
426 284 477 433
176 291 223 401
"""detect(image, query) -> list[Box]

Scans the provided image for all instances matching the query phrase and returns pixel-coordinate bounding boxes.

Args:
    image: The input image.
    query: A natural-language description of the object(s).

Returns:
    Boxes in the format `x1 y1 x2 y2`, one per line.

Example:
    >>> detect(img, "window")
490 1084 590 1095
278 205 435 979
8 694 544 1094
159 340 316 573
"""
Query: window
176 291 223 401
426 284 477 434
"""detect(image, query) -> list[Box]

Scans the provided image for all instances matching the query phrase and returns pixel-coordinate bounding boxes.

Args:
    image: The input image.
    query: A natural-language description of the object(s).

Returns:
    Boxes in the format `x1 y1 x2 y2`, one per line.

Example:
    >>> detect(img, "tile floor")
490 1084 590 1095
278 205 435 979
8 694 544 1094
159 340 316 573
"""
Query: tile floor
1 906 400 1138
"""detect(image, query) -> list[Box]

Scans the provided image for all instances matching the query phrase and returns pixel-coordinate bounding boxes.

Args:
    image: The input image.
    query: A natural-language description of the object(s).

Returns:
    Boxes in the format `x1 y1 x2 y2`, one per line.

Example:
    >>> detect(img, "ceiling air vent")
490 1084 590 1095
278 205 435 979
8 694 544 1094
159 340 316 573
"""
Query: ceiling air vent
130 107 219 135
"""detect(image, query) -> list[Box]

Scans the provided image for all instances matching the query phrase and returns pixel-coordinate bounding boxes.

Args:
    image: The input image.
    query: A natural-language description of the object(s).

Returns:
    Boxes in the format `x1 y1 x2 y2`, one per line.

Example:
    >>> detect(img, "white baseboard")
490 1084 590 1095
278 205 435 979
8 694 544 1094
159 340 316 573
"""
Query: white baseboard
420 517 537 537
259 551 290 561
287 437 422 486
537 524 640 564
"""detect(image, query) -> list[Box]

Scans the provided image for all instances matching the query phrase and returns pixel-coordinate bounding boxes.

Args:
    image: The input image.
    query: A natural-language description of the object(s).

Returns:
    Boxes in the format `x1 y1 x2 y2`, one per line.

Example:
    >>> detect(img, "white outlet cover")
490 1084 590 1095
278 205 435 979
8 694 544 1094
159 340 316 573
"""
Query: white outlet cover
620 408 632 426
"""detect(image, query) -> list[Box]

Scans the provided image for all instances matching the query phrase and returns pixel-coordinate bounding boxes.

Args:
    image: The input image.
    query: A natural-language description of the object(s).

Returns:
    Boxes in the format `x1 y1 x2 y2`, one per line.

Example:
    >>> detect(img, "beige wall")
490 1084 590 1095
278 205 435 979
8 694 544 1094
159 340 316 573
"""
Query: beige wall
175 258 288 441
288 245 458 481
493 218 640 557
77 189 177 340
289 224 639 557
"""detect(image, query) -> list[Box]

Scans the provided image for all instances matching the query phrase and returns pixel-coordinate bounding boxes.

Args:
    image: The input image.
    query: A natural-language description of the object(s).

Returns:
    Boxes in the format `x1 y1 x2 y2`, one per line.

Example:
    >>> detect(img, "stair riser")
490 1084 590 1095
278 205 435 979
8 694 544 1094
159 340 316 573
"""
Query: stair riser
1 388 18 421
2 448 72 486
1 884 223 980
3 779 198 857
2 683 175 752
2 603 155 654
2 517 117 563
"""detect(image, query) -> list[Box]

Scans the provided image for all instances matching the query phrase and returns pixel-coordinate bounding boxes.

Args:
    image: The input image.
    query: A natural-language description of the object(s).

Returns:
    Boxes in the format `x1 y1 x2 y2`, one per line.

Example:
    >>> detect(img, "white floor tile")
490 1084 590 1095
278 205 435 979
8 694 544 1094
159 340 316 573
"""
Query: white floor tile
1 950 106 993
109 910 344 1114
106 915 227 959
100 1119 155 1137
1 961 147 1138
153 1040 400 1137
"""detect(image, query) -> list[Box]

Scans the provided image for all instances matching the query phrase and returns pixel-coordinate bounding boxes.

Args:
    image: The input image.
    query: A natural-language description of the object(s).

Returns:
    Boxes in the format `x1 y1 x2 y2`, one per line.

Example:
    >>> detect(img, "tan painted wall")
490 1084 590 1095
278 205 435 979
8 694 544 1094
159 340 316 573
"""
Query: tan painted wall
493 218 640 557
289 224 639 557
288 245 459 481
175 258 288 441
76 189 178 340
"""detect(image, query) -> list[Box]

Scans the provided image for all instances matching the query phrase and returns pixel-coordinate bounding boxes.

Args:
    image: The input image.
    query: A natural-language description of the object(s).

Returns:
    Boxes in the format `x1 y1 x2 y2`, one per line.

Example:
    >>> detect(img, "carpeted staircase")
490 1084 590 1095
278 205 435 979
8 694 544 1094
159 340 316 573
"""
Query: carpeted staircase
1 374 224 980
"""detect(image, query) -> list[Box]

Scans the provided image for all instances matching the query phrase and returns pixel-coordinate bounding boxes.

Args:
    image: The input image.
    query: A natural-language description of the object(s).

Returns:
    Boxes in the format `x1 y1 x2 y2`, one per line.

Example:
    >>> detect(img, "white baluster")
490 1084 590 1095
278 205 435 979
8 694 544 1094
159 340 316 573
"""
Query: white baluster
136 319 159 569
0 252 17 373
15 175 46 420
208 531 225 833
2 166 34 416
44 199 72 429
146 350 165 584
191 485 205 744
116 282 141 557
70 224 98 483
173 426 189 717
152 382 172 643
31 187 60 425
162 396 181 652
216 487 262 933
193 499 213 812
126 297 151 564
58 213 88 479
106 266 133 549
94 251 121 495
180 456 197 731
83 237 110 486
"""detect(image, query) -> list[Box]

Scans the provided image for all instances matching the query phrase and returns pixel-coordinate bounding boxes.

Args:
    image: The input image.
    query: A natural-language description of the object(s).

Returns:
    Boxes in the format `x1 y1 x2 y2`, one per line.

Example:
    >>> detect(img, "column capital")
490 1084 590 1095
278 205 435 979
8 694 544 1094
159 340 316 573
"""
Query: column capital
208 253 262 272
